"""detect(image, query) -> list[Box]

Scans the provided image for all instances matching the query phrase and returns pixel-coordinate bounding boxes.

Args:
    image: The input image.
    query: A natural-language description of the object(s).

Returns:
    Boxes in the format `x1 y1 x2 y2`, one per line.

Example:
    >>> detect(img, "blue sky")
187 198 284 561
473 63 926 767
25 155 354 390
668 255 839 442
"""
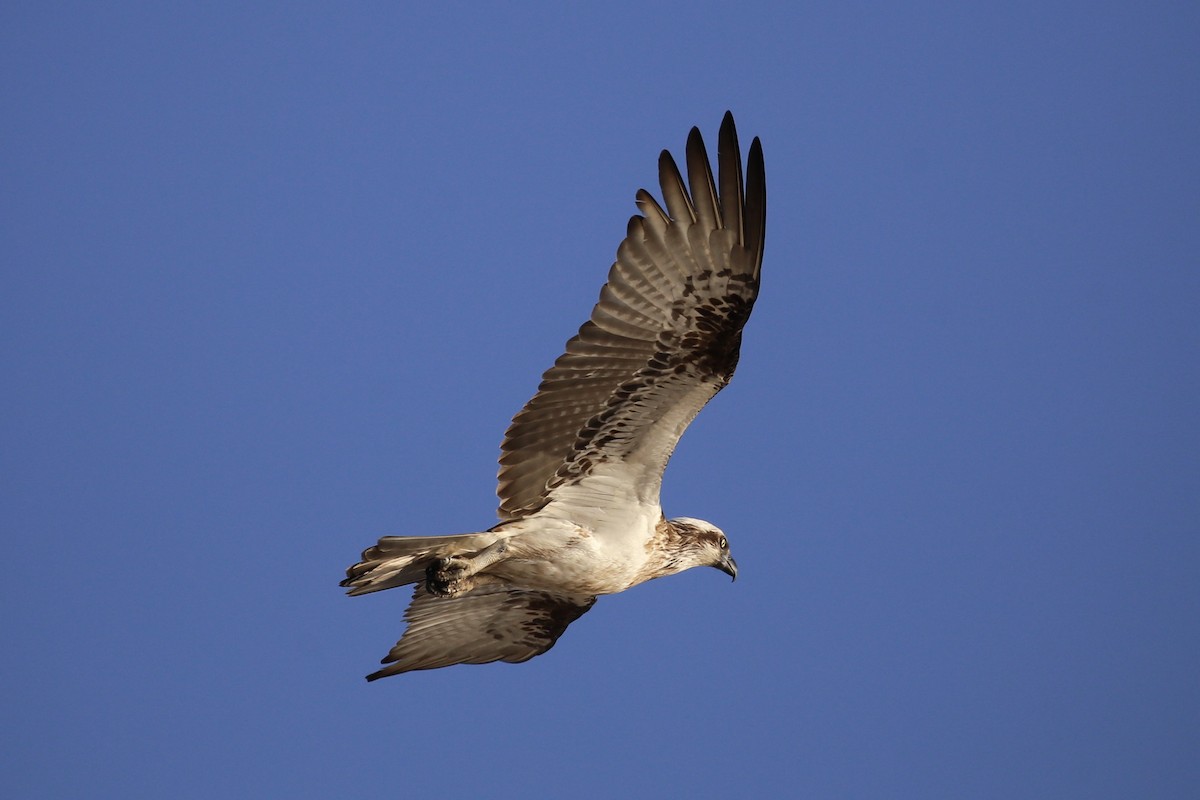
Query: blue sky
3 2 1197 798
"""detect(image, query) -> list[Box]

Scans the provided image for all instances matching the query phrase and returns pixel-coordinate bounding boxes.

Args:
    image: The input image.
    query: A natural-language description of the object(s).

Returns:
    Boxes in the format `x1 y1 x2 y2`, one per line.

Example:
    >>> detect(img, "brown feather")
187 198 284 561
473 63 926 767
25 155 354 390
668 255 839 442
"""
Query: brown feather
497 113 766 519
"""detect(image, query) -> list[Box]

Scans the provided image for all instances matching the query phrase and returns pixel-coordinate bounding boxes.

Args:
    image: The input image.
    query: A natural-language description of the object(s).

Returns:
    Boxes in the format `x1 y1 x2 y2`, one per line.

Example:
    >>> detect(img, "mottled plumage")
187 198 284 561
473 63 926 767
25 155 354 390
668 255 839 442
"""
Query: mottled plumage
342 113 765 680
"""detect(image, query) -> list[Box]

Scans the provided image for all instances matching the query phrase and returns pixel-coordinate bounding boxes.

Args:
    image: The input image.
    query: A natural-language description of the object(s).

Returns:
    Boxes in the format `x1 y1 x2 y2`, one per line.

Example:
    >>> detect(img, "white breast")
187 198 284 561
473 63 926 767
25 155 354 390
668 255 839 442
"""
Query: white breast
496 474 664 595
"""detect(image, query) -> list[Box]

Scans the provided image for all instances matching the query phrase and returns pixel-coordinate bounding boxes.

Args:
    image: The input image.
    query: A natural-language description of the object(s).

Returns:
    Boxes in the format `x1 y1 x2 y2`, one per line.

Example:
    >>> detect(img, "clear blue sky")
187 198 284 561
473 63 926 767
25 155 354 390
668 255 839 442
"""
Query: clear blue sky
3 3 1197 798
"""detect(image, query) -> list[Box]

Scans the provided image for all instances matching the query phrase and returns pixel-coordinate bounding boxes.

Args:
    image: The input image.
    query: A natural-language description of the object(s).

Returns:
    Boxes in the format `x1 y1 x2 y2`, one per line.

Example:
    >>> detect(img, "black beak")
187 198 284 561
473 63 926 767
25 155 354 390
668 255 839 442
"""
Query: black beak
716 554 738 582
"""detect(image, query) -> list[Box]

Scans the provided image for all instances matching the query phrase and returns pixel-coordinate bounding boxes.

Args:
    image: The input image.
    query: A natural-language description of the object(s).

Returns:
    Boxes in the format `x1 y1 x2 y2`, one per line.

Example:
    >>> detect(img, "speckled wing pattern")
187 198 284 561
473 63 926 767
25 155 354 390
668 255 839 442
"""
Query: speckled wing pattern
497 112 767 520
366 582 596 681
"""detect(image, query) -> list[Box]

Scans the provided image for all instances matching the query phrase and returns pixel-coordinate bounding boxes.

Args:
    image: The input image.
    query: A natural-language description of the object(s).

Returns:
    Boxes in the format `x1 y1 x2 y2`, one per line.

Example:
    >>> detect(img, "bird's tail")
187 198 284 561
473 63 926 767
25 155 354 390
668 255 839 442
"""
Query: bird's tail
340 531 497 596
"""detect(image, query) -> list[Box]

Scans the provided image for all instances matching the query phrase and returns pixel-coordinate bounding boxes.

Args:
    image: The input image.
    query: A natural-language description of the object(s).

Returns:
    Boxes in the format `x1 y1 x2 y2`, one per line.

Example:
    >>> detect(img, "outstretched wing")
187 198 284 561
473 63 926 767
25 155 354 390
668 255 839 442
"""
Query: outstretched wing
497 111 767 520
365 582 596 680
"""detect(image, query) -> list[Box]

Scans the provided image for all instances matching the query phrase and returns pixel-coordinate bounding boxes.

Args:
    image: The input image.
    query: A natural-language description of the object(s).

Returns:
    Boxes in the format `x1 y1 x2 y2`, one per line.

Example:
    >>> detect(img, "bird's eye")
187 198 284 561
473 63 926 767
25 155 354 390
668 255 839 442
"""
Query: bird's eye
719 537 728 550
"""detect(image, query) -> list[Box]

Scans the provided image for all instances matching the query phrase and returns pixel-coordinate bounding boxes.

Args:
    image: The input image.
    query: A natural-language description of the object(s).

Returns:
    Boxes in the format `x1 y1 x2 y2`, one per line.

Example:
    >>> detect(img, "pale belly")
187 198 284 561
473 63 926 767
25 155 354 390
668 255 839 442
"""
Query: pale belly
485 507 661 596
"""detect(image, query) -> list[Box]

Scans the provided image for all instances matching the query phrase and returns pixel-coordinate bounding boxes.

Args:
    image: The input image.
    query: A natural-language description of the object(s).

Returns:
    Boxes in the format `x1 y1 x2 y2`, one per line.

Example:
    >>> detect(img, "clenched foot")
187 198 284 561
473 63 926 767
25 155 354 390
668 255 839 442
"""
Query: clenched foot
426 556 474 596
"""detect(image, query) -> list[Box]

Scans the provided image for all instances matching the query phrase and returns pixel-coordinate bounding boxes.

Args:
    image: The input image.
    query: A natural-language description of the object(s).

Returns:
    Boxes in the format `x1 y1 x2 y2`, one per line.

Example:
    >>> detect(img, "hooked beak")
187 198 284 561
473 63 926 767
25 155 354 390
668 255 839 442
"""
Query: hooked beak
716 553 738 582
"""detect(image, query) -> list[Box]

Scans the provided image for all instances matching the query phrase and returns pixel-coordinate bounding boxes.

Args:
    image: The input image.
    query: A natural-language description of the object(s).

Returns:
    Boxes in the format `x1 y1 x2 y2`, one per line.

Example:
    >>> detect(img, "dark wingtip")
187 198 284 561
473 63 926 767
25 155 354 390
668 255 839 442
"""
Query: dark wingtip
744 133 766 271
719 110 739 148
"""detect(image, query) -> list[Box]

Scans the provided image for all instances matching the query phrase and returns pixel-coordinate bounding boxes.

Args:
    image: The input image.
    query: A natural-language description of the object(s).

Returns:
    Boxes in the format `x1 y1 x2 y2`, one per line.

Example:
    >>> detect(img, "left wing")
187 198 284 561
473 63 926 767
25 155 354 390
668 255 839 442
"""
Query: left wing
497 112 766 520
365 582 596 680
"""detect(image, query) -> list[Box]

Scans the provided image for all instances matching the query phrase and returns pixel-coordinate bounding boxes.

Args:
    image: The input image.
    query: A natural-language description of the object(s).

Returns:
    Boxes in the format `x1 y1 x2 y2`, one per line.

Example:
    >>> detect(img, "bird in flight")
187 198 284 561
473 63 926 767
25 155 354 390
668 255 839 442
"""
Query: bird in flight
342 112 766 680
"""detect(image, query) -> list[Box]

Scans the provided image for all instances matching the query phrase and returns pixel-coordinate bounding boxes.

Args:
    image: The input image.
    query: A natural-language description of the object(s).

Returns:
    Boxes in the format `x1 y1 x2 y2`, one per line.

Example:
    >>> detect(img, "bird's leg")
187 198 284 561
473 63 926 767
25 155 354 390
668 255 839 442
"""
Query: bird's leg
425 540 509 597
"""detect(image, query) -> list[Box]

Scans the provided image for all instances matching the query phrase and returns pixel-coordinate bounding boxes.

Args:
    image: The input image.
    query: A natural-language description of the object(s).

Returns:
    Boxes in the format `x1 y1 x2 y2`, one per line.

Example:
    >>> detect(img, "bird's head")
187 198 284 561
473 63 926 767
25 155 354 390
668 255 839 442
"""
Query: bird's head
667 517 738 581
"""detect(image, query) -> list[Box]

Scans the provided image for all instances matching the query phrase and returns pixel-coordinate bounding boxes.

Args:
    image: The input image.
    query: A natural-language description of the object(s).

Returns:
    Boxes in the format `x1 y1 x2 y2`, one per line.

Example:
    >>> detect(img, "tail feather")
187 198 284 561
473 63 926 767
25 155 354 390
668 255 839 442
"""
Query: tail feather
340 532 496 596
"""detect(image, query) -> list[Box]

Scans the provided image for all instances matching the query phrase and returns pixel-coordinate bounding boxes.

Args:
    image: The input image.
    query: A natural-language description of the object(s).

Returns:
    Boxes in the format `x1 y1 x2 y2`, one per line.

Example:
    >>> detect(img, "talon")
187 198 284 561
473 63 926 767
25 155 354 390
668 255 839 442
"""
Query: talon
426 556 473 596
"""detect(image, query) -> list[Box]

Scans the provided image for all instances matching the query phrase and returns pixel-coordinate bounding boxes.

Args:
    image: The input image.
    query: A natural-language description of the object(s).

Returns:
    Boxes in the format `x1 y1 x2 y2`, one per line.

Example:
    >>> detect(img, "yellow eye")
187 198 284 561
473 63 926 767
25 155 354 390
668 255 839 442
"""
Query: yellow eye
719 537 728 550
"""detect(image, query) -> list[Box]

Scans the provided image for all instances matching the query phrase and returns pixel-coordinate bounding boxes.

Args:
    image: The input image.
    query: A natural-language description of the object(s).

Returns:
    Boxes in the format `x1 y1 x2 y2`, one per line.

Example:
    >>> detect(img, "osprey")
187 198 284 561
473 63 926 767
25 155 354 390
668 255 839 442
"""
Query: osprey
342 112 766 680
